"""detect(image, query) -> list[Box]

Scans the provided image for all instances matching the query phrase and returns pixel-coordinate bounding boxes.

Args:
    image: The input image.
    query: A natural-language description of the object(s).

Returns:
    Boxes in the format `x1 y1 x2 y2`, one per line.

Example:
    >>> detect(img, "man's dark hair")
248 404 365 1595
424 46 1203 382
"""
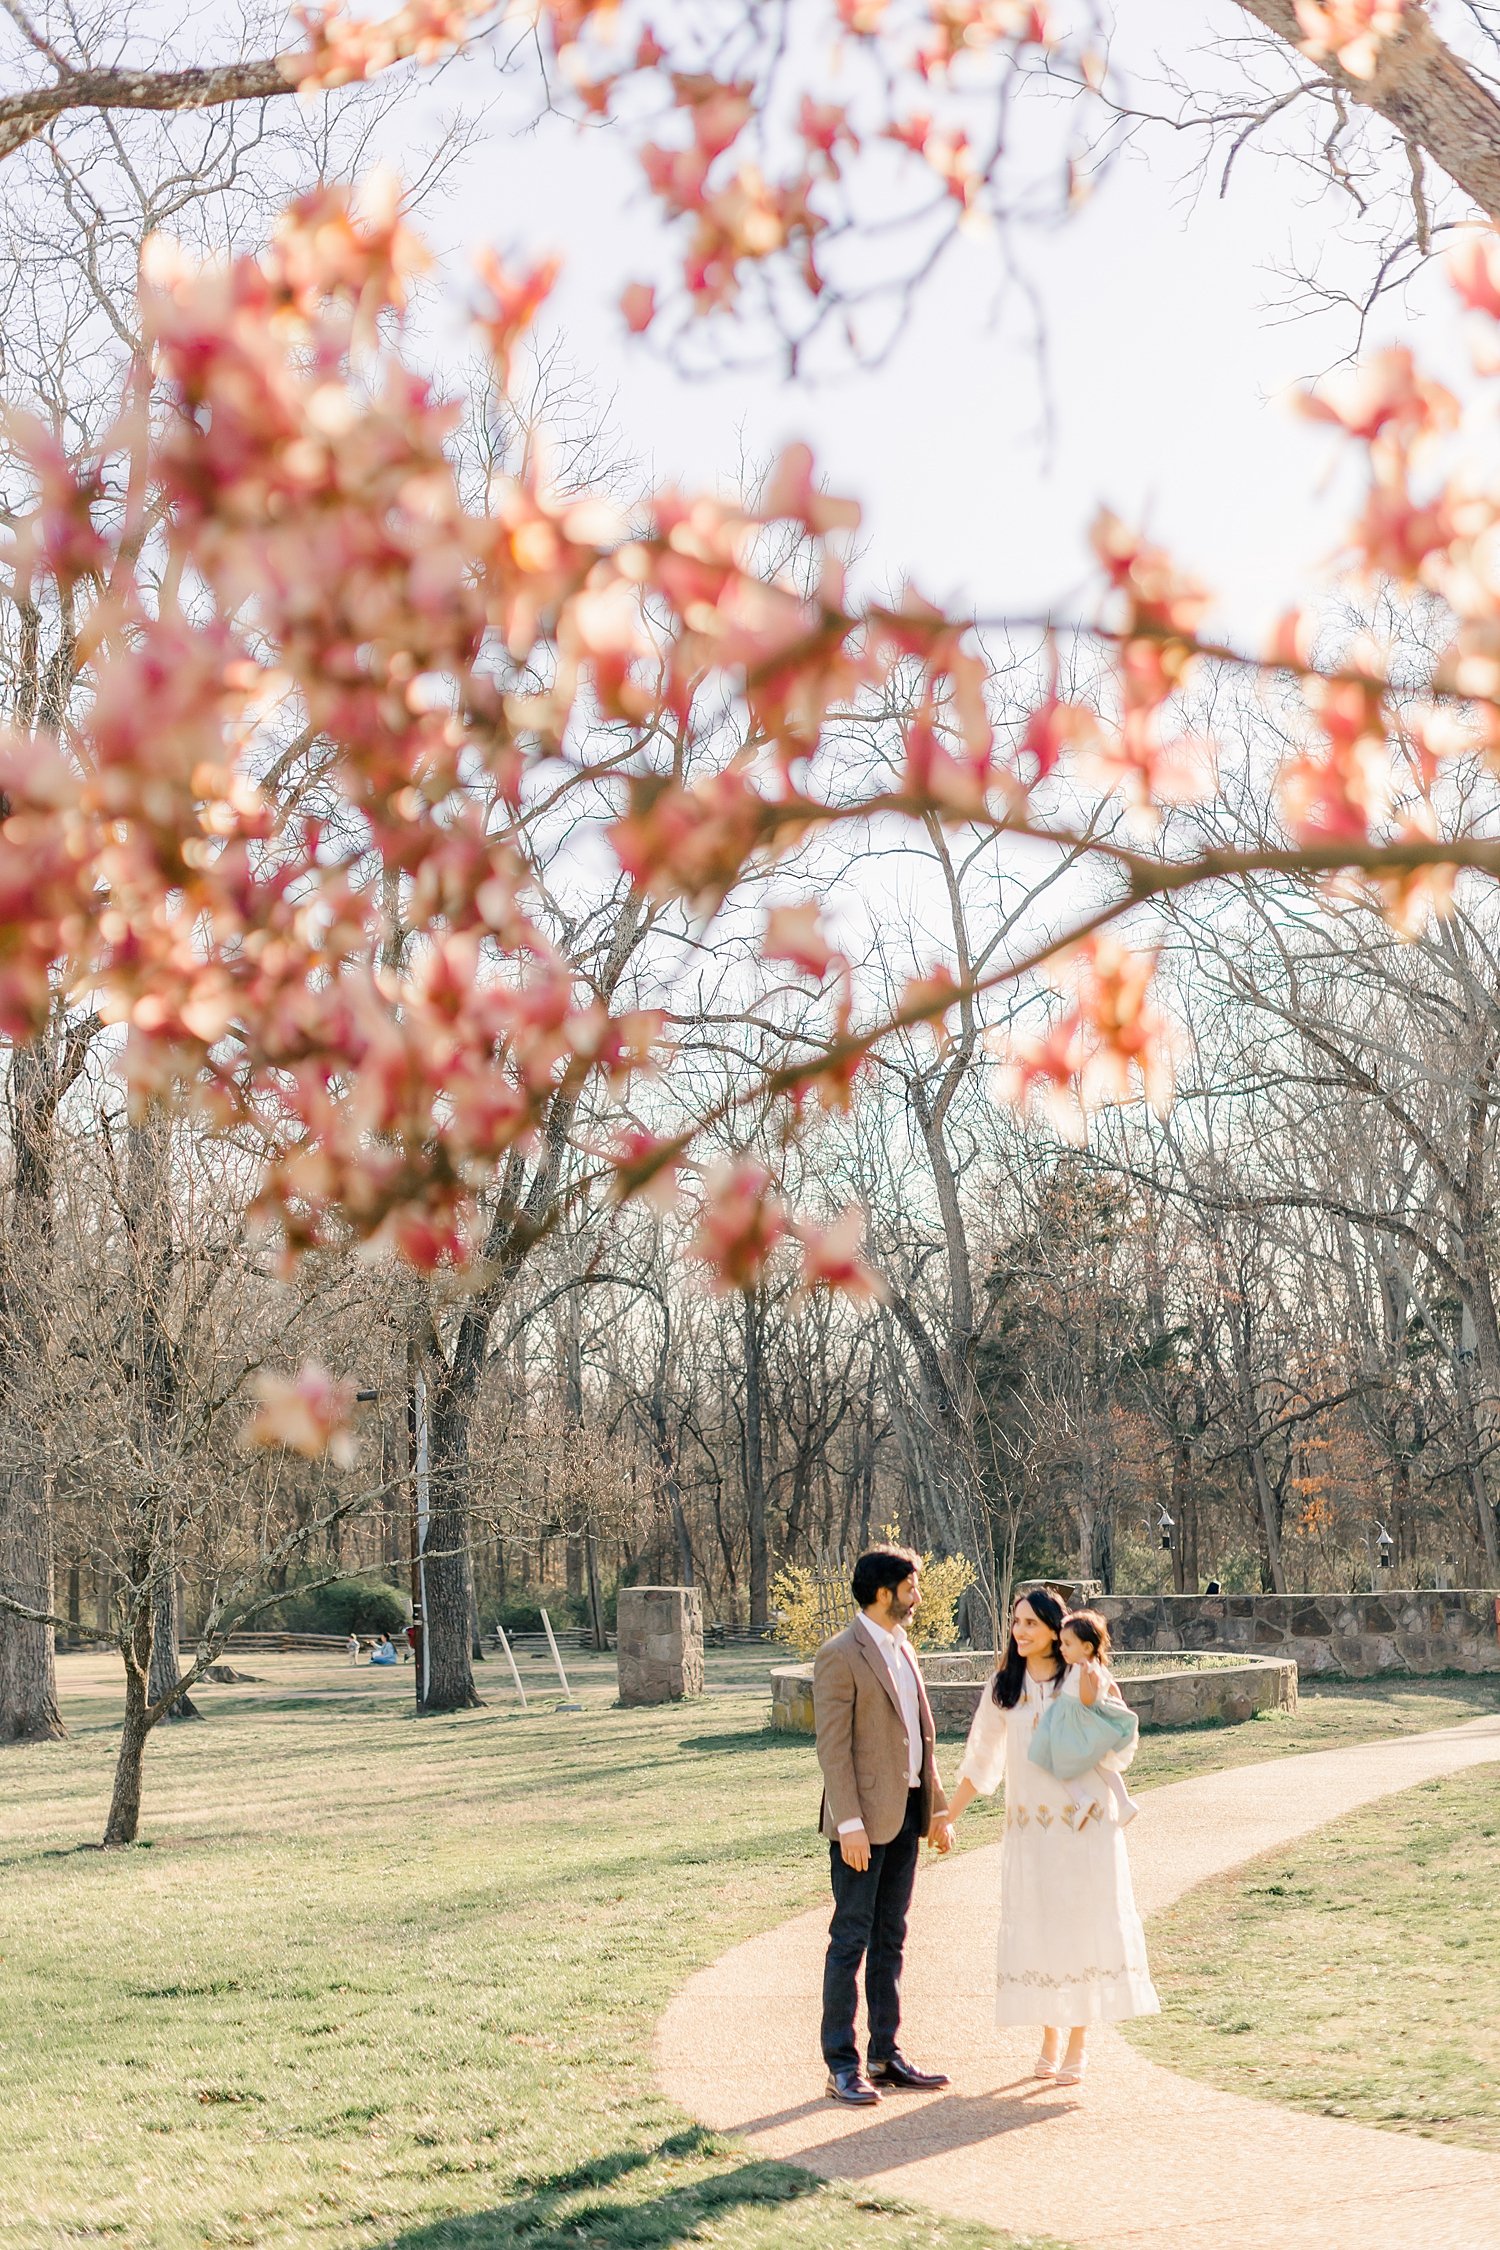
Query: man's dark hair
850 1545 921 1609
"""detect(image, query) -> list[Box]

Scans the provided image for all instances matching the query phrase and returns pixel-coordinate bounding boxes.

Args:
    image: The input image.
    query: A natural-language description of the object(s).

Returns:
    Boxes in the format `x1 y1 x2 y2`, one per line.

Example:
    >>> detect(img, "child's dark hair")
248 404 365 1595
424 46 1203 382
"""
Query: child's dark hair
1063 1608 1112 1663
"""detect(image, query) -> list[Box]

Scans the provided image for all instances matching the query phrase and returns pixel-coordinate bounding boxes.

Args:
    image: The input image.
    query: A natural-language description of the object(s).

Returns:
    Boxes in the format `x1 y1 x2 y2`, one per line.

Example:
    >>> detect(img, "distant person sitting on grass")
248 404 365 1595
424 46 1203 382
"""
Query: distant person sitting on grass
346 1633 361 1664
369 1635 397 1666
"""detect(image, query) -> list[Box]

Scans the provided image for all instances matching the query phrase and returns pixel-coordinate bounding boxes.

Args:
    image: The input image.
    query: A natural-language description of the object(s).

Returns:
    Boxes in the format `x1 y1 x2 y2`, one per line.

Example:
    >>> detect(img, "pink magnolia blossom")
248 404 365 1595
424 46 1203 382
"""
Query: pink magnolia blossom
1293 0 1409 79
920 0 1053 77
795 1207 884 1300
283 0 495 90
608 1127 687 1214
990 937 1177 1129
764 443 861 537
765 902 840 981
243 1363 360 1464
1280 675 1392 845
620 280 657 332
1450 231 1500 321
690 1160 791 1290
1299 347 1456 448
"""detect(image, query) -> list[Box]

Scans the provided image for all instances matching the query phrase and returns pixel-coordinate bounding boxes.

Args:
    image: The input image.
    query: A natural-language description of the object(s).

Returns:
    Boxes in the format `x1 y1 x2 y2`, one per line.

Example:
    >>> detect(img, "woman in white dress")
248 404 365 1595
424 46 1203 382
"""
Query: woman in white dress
934 1587 1158 2088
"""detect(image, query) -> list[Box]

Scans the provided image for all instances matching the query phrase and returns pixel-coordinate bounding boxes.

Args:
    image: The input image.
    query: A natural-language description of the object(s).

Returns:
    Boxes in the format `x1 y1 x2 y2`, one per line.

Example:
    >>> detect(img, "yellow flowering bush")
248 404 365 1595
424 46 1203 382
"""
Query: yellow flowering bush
770 1533 976 1658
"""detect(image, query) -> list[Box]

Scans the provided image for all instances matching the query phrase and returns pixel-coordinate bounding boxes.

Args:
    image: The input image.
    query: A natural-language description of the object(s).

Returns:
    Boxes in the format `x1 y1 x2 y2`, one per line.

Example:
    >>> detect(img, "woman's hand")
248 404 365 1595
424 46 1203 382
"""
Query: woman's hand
945 1777 978 1824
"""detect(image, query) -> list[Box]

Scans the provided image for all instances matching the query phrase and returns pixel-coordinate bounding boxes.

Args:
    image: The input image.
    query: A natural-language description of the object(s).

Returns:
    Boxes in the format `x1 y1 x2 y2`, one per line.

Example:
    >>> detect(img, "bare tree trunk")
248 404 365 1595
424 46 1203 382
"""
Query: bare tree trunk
1452 1323 1500 1580
0 1469 62 1742
422 1367 481 1713
103 1677 153 1847
103 1593 154 1848
1244 1444 1287 1595
467 1555 485 1663
125 1111 200 1721
0 1029 71 1743
743 1289 768 1630
148 1560 199 1719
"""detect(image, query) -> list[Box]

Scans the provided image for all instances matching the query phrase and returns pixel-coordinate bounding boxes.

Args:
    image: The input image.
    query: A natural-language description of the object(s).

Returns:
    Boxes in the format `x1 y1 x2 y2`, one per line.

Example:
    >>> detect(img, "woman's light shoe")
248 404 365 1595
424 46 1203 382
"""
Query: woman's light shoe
1054 2057 1087 2087
1033 2049 1061 2078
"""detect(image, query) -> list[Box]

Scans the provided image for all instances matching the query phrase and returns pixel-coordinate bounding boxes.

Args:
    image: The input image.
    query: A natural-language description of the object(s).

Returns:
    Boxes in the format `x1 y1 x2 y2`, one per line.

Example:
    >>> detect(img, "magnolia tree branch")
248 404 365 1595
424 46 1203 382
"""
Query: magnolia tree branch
1234 0 1500 225
0 55 299 164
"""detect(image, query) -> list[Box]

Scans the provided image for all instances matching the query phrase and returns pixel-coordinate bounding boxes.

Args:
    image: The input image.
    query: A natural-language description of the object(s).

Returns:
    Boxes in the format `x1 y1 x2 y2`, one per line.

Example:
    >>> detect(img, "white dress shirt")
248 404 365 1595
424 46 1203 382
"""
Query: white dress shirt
838 1611 923 1834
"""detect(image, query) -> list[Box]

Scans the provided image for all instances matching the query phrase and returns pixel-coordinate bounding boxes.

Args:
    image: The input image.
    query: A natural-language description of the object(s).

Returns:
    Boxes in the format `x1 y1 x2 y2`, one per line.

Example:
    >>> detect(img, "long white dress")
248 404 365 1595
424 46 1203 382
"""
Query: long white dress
957 1669 1160 2028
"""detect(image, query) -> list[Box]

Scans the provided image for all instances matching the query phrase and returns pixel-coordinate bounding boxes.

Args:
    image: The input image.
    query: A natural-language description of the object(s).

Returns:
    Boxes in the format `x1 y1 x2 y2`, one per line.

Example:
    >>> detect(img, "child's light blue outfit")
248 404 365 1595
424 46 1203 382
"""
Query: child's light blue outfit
1027 1663 1138 1782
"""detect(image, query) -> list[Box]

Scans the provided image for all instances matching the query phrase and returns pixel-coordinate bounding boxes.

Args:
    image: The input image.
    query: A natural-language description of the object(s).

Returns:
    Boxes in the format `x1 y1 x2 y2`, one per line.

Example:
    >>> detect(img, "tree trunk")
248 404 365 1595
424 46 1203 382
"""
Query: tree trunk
1451 1327 1500 1581
467 1555 485 1662
1087 1494 1114 1594
743 1289 768 1630
421 1370 481 1713
583 1527 606 1650
0 1470 63 1742
1169 1435 1198 1594
1455 1283 1500 1578
148 1560 200 1721
1245 1446 1287 1594
0 1029 68 1744
103 1575 155 1847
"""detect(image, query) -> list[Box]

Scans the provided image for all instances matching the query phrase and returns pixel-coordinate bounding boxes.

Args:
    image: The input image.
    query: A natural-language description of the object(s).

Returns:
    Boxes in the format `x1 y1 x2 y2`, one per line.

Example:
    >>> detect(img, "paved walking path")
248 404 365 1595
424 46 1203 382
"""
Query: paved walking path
656 1715 1500 2250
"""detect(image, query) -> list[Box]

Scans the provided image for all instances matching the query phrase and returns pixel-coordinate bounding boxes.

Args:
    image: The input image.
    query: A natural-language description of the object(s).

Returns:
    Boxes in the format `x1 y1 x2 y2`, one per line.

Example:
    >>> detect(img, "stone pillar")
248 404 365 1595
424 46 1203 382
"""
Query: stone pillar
616 1586 704 1705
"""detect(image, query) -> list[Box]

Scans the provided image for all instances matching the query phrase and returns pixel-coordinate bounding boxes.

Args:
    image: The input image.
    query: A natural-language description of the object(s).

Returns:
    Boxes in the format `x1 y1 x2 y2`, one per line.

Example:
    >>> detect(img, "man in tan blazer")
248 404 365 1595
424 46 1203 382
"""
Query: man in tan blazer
813 1545 951 2104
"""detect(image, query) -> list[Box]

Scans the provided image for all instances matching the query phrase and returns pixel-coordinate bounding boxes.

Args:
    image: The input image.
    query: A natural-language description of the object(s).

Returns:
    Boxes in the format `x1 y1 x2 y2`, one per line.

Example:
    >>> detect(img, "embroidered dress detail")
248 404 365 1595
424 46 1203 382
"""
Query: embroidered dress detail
955 1670 1160 2029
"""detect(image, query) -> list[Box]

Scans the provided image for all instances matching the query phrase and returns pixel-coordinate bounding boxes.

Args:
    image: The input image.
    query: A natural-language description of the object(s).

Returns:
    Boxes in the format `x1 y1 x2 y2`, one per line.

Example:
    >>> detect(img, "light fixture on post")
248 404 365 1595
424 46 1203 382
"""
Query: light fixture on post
1158 1506 1176 1553
1375 1521 1395 1572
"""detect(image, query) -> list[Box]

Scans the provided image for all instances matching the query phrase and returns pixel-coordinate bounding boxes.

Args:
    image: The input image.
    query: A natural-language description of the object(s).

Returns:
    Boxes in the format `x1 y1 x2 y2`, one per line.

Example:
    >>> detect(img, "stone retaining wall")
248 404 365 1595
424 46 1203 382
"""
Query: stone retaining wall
1095 1589 1500 1678
769 1648 1297 1736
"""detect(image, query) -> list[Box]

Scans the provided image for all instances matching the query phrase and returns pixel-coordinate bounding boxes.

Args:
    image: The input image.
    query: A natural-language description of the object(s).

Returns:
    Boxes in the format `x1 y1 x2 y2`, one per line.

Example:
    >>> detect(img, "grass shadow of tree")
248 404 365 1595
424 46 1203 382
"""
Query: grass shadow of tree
678 1730 790 1756
377 2138 819 2249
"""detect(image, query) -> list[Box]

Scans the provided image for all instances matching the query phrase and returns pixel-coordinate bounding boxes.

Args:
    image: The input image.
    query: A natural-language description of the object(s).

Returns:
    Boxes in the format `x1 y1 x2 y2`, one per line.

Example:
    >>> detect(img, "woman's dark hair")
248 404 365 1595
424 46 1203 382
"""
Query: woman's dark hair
1063 1608 1112 1662
991 1586 1067 1708
850 1545 921 1609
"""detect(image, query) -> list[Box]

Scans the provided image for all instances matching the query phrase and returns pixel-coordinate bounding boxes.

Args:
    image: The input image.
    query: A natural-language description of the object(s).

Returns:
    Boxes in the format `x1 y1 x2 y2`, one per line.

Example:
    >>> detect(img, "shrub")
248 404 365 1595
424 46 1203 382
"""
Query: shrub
269 1575 409 1637
486 1592 605 1636
771 1533 976 1658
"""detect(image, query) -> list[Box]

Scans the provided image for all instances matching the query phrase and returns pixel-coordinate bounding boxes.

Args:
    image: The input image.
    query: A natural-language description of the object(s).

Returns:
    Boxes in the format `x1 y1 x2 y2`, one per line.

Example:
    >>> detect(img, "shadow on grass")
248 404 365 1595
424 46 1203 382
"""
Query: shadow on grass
679 1729 792 1756
517 2125 722 2194
378 2138 818 2249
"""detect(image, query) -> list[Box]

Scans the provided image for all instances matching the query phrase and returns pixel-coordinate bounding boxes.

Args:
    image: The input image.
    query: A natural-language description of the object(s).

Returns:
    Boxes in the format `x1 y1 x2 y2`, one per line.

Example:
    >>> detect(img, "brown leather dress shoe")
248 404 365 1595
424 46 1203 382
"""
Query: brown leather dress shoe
868 2052 951 2091
825 2067 882 2105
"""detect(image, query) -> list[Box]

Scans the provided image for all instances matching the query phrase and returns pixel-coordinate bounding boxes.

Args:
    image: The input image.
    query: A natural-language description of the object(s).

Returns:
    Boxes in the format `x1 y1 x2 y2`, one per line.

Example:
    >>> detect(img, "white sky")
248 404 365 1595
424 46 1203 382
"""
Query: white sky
395 0 1461 646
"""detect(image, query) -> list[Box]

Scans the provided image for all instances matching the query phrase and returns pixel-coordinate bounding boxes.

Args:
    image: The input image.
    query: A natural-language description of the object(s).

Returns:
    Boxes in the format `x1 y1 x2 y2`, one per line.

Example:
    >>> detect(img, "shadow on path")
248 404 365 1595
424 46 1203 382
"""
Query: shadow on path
729 2082 1076 2181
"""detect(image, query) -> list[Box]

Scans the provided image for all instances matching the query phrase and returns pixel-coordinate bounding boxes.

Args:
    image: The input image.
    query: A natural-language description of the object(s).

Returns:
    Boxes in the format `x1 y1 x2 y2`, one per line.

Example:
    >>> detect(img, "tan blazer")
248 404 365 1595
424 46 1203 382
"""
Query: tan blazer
813 1618 947 1845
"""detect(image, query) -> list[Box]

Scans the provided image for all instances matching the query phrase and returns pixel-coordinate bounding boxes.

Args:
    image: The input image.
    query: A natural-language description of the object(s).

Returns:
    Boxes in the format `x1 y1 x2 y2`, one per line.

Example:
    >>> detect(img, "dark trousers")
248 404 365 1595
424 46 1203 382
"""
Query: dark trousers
821 1785 923 2074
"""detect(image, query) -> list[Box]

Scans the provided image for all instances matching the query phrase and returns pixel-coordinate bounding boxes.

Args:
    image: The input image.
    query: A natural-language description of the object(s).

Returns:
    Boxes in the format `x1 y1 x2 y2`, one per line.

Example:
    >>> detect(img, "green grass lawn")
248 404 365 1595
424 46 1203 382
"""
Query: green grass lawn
1 1650 1496 2250
1124 1761 1500 2151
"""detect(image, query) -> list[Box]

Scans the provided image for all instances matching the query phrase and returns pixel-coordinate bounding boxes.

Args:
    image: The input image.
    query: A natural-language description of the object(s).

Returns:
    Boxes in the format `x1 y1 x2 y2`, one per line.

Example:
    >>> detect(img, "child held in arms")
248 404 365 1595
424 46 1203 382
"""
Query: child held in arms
1028 1609 1141 1826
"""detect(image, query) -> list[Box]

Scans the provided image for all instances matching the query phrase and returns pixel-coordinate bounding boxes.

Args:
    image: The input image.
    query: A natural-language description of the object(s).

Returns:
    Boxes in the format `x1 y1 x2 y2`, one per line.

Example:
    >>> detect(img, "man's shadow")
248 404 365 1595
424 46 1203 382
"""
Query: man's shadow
731 2076 1077 2180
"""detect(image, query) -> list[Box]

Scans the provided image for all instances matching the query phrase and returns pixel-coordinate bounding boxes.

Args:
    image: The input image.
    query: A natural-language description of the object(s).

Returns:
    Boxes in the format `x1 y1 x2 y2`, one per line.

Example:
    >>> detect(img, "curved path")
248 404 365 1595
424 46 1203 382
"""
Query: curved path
657 1714 1500 2250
